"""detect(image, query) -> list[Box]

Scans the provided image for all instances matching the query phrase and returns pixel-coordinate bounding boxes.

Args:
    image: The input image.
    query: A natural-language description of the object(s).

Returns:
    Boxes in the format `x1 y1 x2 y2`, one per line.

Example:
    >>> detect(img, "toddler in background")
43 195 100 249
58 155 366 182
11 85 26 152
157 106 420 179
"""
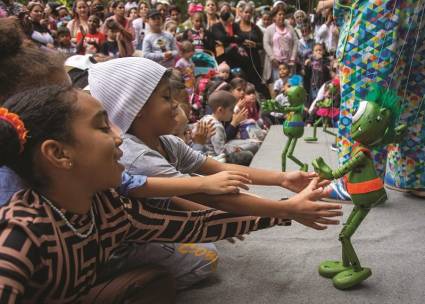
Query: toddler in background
164 20 178 37
200 91 258 165
55 26 77 55
175 41 196 97
217 61 230 81
238 83 268 141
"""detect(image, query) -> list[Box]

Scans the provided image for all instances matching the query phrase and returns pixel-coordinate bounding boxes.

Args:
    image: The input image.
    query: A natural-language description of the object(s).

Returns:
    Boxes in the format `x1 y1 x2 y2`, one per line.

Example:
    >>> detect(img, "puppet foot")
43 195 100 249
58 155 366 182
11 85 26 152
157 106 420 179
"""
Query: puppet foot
304 136 318 142
300 164 308 172
319 261 351 278
332 267 371 290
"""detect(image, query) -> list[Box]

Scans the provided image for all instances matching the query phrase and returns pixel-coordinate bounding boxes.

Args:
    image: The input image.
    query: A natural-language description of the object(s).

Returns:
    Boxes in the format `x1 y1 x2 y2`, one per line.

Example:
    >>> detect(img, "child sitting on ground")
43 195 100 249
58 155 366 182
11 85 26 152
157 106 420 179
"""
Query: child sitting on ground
200 90 258 165
55 26 77 55
76 15 105 55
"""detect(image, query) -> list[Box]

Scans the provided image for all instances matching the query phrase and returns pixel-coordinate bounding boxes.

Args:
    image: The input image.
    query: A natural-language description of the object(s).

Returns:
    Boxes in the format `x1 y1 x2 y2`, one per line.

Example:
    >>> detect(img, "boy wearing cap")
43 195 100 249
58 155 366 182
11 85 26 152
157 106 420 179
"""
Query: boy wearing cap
142 9 178 67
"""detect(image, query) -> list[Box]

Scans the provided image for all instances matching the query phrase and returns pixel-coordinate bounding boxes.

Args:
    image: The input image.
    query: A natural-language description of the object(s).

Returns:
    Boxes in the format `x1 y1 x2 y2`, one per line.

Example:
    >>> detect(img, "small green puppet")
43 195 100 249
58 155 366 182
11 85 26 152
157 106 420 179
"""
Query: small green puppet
261 86 308 172
305 79 340 142
312 84 406 290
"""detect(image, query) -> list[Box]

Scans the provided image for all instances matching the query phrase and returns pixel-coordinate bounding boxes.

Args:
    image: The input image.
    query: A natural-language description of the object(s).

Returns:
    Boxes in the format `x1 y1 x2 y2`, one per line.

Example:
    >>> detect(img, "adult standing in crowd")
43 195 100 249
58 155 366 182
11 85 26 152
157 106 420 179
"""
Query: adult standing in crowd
205 0 219 30
234 3 269 98
103 0 135 57
28 2 54 47
263 4 298 84
132 0 149 51
67 0 89 42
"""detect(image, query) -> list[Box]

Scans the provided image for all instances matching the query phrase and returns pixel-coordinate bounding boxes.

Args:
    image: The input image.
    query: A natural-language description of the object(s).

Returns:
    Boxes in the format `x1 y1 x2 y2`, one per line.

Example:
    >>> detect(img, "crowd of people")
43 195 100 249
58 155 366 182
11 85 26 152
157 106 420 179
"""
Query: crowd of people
0 0 343 165
0 0 347 302
0 0 423 302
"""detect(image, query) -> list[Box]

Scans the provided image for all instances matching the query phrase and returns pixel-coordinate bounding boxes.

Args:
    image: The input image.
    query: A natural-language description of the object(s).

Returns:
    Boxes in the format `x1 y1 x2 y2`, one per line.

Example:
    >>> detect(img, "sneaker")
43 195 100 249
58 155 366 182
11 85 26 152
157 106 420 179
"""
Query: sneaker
322 179 352 204
384 174 411 193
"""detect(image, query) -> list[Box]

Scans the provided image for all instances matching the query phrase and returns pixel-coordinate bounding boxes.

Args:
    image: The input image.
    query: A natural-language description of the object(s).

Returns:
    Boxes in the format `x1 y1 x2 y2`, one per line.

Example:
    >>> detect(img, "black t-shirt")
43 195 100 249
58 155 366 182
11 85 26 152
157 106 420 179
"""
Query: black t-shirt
101 40 119 58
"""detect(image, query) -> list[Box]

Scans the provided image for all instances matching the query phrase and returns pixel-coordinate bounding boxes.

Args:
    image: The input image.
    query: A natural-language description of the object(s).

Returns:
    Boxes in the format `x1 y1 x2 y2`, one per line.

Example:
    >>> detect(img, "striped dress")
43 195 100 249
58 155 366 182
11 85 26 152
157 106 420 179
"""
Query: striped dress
0 190 289 303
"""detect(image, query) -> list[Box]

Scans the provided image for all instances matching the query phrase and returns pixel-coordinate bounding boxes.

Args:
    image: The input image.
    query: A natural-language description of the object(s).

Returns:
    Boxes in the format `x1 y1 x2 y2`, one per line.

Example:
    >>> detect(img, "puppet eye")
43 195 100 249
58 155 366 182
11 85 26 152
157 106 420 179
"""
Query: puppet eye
352 101 368 123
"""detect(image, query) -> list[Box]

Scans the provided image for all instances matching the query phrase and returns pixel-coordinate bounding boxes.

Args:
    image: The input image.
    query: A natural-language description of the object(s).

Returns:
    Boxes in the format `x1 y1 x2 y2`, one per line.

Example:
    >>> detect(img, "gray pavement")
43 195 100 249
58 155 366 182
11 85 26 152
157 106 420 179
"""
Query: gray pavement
177 126 425 304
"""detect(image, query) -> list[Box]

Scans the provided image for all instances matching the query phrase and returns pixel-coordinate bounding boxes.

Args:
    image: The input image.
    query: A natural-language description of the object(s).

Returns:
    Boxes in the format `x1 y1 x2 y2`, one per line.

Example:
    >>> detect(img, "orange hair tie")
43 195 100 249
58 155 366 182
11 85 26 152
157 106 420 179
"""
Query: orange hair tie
0 107 28 153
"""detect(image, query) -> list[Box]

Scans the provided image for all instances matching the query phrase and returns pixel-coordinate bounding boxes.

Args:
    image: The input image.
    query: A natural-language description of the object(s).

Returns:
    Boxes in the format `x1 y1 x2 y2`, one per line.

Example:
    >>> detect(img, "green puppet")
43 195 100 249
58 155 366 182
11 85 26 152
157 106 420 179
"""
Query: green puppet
261 86 308 172
312 84 406 290
305 80 340 142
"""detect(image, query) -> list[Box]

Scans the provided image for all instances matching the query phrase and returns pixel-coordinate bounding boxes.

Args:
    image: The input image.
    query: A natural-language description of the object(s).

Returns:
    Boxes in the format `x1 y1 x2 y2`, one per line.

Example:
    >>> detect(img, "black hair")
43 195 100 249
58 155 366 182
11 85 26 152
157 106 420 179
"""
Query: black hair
220 11 232 22
0 18 65 104
245 82 256 95
111 1 125 9
105 19 120 31
56 26 71 37
229 77 247 90
208 90 236 111
270 5 285 18
0 86 77 188
169 5 181 14
202 79 232 105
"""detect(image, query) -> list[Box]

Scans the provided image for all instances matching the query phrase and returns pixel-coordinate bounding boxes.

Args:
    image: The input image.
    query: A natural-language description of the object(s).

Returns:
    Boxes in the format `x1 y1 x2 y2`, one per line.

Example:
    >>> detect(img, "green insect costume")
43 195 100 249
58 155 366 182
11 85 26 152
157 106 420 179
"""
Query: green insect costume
312 85 406 289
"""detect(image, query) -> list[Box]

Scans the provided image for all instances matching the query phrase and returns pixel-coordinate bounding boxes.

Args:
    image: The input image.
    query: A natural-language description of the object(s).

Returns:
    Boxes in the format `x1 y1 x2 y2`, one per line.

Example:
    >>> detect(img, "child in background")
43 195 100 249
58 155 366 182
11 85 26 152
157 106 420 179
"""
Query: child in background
55 26 77 55
175 41 196 97
184 11 207 52
100 19 126 58
238 83 268 141
76 15 105 54
127 7 138 22
164 20 178 37
273 62 291 97
304 43 331 107
298 23 315 70
217 61 230 81
143 9 178 67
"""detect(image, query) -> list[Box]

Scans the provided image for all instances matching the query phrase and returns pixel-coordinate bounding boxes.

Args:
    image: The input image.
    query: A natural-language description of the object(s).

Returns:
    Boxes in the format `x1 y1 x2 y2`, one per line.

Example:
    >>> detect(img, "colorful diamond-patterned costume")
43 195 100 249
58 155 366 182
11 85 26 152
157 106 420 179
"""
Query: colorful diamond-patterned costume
334 0 425 190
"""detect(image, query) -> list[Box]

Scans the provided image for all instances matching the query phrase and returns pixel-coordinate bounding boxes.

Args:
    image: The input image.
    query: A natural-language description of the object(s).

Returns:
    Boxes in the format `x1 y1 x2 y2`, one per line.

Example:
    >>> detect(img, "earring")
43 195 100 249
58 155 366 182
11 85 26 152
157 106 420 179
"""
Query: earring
67 161 73 169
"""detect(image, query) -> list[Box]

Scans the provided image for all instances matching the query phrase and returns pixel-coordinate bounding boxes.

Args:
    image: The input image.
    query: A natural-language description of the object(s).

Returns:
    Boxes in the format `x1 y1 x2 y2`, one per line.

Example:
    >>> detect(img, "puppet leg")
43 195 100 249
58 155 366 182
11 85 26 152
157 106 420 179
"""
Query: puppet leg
305 117 322 142
288 138 308 171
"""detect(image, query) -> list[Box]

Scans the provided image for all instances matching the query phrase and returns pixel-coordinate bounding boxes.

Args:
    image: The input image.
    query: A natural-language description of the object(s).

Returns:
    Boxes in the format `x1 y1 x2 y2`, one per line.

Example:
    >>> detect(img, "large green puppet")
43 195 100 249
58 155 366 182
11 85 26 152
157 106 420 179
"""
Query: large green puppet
312 84 406 289
261 86 308 172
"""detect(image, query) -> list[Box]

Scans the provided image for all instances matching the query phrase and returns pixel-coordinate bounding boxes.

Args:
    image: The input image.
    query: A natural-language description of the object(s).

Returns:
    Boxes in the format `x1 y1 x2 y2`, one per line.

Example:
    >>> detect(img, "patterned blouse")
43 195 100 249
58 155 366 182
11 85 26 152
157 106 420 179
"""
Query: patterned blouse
0 189 289 303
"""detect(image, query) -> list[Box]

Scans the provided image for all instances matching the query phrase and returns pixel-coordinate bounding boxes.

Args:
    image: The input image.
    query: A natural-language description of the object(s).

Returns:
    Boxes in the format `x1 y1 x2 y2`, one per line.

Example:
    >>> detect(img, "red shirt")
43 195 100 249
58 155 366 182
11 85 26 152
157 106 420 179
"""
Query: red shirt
76 31 106 54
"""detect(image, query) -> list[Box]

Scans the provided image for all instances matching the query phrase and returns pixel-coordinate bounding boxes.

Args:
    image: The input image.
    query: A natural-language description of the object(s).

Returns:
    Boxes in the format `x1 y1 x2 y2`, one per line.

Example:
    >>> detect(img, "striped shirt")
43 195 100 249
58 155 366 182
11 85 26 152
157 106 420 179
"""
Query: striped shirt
0 189 289 303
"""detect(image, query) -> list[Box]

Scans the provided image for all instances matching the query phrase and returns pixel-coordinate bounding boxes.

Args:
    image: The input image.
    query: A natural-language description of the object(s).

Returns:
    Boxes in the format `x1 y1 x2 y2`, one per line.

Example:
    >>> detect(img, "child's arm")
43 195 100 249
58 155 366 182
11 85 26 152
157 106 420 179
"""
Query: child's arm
116 32 127 57
168 34 179 58
128 172 252 198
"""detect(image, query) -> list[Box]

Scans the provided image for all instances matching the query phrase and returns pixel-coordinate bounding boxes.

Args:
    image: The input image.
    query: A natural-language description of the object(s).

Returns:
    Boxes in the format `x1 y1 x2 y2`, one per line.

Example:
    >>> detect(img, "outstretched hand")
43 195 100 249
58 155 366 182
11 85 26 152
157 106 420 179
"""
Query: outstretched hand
201 171 252 195
284 178 342 230
281 171 330 193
